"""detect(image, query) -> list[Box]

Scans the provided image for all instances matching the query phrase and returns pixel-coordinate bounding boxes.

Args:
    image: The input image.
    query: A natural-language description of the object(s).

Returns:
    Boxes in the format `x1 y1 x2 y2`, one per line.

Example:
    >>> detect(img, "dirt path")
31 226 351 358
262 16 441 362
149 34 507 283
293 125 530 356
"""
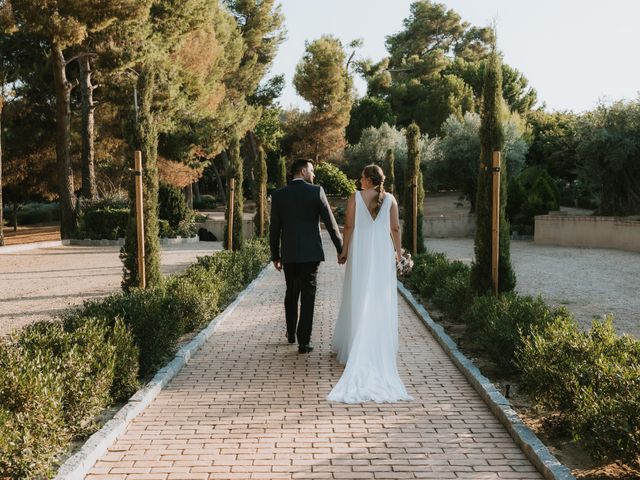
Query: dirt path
425 238 640 338
0 242 221 338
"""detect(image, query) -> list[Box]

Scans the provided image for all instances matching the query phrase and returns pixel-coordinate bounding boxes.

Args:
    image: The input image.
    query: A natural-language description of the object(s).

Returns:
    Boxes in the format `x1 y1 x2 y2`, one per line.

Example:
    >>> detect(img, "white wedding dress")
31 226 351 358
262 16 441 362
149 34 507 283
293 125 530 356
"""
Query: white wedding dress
327 191 413 403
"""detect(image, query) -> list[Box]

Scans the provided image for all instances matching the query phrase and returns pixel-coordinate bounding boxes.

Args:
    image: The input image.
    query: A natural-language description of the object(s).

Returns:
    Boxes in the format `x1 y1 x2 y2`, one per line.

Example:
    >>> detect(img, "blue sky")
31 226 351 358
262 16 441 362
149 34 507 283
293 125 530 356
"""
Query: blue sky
269 0 640 113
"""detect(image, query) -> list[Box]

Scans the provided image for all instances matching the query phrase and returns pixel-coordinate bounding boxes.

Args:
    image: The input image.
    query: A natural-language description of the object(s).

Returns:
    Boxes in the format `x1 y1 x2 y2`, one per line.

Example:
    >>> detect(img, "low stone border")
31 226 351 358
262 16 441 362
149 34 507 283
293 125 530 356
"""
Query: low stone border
0 239 70 254
68 236 199 247
54 265 271 480
397 282 575 480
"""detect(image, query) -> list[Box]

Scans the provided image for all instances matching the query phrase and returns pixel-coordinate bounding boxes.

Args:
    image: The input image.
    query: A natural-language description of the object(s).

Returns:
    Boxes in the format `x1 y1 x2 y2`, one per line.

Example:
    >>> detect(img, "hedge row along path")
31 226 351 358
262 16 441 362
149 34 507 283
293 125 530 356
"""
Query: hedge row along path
86 234 544 480
0 242 221 338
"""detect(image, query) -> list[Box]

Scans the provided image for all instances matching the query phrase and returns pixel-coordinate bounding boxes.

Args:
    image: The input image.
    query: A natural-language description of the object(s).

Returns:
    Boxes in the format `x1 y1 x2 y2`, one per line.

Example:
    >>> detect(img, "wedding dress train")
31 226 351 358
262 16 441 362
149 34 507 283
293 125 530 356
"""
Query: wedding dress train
327 191 412 403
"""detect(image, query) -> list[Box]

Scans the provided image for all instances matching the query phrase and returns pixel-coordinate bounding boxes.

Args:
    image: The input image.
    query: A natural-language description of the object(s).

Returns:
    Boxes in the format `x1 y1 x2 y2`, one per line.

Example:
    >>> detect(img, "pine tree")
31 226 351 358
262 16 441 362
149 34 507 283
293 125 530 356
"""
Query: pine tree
385 148 395 195
253 145 268 237
401 122 425 253
470 49 516 294
224 136 243 250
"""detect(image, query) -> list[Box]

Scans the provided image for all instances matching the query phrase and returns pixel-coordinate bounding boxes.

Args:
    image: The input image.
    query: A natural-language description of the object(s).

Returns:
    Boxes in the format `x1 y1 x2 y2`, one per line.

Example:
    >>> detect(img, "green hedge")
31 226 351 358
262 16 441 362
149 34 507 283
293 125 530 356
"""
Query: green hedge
518 316 640 464
0 239 269 478
406 250 640 465
2 202 61 226
315 163 356 197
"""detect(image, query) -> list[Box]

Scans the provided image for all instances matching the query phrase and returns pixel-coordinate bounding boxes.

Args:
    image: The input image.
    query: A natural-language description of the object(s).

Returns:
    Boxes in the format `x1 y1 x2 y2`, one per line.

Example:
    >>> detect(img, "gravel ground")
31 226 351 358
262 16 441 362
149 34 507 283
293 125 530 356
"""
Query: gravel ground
0 242 222 338
425 238 640 338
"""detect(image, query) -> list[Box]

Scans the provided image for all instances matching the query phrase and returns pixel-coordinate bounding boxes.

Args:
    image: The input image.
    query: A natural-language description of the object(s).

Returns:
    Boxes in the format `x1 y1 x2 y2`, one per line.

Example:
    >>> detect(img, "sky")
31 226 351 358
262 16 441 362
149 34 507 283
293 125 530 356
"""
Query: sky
269 0 640 114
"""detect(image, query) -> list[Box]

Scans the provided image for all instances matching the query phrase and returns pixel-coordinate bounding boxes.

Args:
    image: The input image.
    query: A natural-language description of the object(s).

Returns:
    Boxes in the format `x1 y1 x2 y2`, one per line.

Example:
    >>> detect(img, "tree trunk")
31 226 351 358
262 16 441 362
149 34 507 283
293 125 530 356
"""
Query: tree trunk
79 54 97 200
192 181 200 200
51 42 77 238
184 184 193 209
0 92 4 246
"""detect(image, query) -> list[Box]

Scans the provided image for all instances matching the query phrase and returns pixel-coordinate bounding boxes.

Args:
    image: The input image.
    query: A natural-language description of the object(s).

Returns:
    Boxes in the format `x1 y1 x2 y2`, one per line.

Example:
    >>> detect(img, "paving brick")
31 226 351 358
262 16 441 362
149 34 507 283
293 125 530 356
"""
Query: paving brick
86 235 544 479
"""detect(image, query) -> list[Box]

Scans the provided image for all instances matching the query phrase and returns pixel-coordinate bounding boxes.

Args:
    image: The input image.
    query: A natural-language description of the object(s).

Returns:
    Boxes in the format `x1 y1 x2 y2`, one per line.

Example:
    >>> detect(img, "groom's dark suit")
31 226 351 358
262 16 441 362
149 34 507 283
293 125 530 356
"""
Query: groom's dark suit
269 179 343 348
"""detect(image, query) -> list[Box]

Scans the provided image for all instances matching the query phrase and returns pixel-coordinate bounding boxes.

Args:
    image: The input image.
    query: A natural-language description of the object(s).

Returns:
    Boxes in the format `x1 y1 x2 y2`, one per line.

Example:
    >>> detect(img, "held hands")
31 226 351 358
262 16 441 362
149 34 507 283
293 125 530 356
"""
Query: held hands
273 260 283 272
338 251 348 264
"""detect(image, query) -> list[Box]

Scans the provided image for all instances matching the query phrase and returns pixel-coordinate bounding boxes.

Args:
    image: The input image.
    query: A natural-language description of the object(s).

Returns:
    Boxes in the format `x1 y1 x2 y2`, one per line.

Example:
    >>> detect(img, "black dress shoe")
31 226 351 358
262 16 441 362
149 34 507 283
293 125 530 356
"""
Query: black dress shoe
287 332 296 344
298 344 314 354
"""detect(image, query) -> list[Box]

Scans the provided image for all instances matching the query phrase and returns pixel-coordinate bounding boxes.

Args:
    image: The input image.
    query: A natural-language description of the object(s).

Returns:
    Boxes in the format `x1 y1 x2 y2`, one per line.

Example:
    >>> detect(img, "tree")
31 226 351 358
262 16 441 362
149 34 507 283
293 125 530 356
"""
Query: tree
293 35 353 161
276 155 287 188
253 145 268 236
431 111 529 211
385 148 395 194
471 50 516 294
224 135 243 249
575 99 640 216
401 122 425 253
11 0 146 237
346 96 396 145
0 0 15 246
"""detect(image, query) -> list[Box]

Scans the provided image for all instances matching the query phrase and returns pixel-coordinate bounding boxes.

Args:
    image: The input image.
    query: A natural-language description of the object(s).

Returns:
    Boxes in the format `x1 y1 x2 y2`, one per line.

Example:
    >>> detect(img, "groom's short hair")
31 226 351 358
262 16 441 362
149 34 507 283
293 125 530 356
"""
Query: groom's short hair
291 158 314 176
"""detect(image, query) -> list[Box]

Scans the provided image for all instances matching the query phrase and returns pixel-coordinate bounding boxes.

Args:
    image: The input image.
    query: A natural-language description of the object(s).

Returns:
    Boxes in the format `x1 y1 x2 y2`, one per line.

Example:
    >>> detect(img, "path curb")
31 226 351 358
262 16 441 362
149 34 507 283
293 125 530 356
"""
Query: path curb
0 239 69 253
397 281 575 480
54 265 271 480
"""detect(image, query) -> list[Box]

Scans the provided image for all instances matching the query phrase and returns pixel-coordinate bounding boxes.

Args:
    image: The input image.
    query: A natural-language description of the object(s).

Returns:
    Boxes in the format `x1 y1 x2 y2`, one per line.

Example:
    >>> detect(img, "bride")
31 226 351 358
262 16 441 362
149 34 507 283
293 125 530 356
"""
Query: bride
327 164 413 404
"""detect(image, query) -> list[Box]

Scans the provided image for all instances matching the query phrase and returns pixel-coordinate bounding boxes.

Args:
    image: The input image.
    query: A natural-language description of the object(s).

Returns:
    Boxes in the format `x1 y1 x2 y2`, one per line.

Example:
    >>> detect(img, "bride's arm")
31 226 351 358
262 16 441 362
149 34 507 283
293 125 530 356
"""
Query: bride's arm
390 196 402 262
339 194 356 262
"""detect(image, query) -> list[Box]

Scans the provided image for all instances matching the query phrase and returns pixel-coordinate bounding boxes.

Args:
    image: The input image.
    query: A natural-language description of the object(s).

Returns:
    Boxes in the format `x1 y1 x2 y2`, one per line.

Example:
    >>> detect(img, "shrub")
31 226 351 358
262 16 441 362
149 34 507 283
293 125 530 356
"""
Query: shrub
407 252 469 300
518 316 640 463
193 194 217 210
159 183 195 237
315 162 356 197
16 320 116 436
0 341 68 479
77 200 129 240
431 268 474 320
5 202 61 225
465 293 560 373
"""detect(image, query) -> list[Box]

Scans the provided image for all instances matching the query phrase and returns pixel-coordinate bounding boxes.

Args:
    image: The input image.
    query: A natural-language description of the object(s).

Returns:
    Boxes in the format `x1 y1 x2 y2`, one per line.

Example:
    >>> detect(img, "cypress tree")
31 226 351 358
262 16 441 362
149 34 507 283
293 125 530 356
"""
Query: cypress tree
121 69 162 290
224 136 243 250
277 155 287 188
470 50 516 294
253 145 269 237
401 122 425 253
385 148 395 195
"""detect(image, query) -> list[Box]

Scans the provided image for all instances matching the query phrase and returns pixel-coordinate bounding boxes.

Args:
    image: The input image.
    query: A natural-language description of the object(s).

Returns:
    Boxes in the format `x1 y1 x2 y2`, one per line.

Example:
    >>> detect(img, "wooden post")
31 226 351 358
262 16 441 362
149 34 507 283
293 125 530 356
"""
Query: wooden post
134 151 146 289
491 151 501 296
412 175 418 255
227 178 235 251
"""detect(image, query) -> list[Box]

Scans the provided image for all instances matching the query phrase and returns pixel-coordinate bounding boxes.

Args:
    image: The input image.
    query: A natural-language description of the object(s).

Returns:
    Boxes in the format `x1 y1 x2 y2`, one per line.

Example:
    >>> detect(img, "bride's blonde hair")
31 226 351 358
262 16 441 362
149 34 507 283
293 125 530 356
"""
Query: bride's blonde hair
362 164 386 216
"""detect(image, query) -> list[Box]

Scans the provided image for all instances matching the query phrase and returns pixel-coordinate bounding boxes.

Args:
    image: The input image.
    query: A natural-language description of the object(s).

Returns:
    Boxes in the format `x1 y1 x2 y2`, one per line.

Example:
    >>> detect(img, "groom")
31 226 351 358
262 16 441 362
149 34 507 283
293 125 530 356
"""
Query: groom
269 159 343 354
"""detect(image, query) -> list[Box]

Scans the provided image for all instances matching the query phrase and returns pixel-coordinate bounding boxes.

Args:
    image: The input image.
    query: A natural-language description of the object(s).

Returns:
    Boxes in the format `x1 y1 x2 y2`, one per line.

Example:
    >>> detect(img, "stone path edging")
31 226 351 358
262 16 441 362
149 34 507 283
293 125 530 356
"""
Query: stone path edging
68 236 199 247
53 265 270 480
0 239 69 253
397 281 575 480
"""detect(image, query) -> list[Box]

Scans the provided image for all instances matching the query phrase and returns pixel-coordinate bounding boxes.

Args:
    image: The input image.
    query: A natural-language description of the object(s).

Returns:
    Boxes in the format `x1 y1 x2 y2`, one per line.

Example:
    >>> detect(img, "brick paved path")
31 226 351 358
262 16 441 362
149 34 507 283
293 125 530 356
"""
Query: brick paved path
87 238 543 480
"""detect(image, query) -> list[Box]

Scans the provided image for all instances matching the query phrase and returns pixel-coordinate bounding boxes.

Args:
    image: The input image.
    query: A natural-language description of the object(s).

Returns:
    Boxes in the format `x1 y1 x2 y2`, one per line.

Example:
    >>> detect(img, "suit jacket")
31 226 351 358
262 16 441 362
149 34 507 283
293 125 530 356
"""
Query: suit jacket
270 179 343 264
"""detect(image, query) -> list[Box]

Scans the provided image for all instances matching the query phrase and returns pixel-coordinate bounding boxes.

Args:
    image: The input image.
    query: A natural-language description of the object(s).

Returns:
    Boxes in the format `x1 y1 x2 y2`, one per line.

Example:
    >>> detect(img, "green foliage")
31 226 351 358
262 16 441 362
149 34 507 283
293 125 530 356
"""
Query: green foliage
385 148 396 194
401 122 425 253
507 167 560 234
193 194 217 210
276 155 287 188
465 293 561 373
253 146 269 236
224 136 244 250
292 35 353 160
346 96 396 145
0 339 69 479
315 163 356 197
75 198 129 240
575 99 640 216
471 50 516 294
519 316 640 463
2 201 60 225
159 183 195 237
